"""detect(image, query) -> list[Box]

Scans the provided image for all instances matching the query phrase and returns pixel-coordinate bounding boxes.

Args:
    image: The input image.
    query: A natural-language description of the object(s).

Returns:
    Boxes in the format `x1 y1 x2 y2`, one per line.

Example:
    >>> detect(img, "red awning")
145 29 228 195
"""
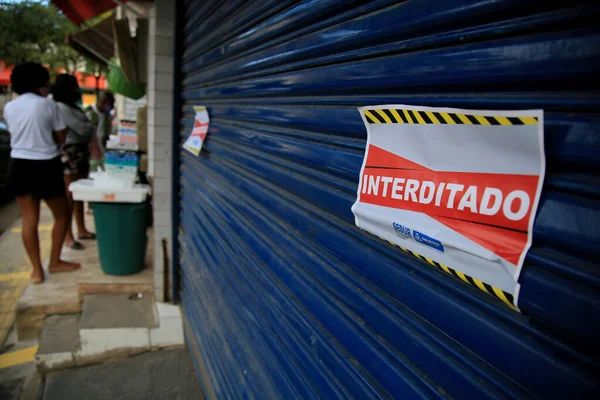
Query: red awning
77 73 108 90
51 0 123 25
1 62 106 90
0 63 13 86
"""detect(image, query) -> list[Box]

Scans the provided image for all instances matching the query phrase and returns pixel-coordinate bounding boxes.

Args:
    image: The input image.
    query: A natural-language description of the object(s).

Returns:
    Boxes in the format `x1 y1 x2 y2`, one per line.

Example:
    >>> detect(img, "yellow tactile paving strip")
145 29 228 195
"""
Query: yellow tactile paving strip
0 206 53 345
0 272 31 282
0 345 38 368
11 224 53 233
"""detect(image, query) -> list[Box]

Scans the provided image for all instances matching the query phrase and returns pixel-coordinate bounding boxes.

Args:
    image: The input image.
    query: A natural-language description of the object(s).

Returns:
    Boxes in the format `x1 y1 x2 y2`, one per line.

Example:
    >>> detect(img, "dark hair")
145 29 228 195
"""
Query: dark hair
10 63 50 95
100 91 115 105
53 74 80 106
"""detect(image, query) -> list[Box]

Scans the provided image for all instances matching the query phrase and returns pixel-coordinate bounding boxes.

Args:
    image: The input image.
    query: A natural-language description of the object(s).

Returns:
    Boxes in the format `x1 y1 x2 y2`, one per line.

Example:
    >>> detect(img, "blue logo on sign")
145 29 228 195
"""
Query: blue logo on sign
413 230 445 253
392 222 411 239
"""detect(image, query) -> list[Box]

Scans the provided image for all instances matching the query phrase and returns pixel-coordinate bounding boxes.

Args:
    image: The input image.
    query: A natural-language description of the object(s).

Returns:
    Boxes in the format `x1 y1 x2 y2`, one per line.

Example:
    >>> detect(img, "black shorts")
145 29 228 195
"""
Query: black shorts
7 157 66 199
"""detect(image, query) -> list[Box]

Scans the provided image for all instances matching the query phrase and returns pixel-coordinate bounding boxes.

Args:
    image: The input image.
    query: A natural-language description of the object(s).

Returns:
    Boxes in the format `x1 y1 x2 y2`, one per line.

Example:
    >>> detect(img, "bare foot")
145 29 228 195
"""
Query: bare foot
48 260 81 273
31 271 45 284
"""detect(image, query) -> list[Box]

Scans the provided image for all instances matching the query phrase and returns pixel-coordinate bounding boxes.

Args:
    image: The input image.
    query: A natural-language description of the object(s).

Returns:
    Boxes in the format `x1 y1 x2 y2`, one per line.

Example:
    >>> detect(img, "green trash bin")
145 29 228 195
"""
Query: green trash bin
92 201 148 275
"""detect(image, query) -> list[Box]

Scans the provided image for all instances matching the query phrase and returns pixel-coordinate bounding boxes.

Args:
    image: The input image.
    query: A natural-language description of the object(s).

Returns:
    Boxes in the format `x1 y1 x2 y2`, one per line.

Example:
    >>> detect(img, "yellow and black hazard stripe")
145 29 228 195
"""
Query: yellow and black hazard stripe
397 246 518 311
363 108 538 126
380 238 519 311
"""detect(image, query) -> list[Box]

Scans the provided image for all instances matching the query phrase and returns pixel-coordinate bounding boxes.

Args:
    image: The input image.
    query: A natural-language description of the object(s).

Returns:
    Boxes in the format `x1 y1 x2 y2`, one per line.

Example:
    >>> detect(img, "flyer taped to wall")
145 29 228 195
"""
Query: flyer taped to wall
352 105 545 310
183 106 210 156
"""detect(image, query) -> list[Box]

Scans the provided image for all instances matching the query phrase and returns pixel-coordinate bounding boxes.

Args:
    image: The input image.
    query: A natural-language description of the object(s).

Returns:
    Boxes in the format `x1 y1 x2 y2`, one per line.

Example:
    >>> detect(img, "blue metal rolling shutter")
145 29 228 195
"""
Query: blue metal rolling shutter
176 1 600 398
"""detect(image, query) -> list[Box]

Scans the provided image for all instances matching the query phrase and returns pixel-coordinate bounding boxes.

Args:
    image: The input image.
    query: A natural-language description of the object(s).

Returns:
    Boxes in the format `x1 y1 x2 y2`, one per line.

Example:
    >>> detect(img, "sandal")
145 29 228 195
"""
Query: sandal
78 233 96 240
66 241 85 250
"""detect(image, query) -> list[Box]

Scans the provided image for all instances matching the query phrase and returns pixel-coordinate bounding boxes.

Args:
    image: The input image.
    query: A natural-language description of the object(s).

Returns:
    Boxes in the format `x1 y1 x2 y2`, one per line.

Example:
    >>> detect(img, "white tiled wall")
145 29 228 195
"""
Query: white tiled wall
147 0 175 302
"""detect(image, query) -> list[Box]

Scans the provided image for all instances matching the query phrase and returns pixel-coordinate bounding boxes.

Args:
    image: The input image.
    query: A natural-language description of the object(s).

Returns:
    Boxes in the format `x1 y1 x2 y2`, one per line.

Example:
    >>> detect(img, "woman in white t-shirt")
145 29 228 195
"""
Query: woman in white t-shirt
3 63 80 283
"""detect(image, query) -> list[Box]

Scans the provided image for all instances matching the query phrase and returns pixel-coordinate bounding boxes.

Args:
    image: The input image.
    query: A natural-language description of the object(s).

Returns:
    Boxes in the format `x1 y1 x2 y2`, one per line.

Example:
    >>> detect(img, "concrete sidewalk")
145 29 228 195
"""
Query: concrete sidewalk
15 210 155 343
1 206 198 399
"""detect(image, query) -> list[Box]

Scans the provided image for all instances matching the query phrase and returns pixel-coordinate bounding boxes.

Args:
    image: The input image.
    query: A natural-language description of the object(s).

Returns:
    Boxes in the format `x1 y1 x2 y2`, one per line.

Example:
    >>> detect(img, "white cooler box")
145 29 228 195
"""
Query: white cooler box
70 180 151 203
89 172 136 188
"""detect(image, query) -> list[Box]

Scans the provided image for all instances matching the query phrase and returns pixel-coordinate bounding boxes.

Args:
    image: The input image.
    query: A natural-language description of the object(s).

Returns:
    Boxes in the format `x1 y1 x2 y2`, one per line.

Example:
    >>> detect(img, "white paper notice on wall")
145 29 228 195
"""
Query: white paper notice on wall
352 105 545 311
183 106 210 156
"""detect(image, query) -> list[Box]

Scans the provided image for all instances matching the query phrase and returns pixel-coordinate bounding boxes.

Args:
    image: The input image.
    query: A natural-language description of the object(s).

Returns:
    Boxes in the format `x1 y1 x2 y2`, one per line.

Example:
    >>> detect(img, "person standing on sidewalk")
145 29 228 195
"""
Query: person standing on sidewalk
3 63 80 283
53 74 96 250
86 91 115 173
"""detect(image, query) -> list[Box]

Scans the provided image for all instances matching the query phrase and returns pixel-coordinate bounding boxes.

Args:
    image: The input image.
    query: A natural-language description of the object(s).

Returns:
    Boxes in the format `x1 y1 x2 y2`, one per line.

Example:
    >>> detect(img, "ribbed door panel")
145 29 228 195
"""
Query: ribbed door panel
177 1 600 398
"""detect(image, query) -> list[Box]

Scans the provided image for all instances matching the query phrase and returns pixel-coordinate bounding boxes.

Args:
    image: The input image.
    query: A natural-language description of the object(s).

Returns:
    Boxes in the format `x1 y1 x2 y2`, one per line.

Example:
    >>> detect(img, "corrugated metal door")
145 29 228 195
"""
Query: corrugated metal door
176 1 600 398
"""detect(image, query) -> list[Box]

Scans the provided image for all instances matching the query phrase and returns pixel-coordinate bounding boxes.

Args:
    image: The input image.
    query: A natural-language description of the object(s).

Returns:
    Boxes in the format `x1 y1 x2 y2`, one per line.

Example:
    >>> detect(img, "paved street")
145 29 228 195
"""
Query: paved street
0 326 40 400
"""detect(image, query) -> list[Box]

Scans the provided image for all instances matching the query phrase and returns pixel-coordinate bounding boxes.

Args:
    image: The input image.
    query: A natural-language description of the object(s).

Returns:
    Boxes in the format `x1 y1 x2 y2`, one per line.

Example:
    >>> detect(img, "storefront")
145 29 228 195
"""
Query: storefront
172 1 600 399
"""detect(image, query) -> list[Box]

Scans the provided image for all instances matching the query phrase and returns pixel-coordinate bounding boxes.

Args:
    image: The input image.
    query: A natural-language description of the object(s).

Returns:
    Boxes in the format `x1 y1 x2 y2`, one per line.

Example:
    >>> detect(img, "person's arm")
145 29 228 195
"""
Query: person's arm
86 109 100 156
58 103 95 141
53 128 67 144
49 100 68 145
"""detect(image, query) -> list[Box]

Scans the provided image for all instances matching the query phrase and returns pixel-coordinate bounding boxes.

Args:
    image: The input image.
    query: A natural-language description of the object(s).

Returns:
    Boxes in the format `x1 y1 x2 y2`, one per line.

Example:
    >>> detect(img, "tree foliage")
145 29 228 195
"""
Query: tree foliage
0 0 104 75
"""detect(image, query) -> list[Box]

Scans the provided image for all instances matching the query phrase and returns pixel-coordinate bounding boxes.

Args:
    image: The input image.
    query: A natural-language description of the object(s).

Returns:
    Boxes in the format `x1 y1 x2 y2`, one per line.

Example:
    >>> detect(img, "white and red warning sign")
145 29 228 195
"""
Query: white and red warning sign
352 105 545 308
183 106 210 156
